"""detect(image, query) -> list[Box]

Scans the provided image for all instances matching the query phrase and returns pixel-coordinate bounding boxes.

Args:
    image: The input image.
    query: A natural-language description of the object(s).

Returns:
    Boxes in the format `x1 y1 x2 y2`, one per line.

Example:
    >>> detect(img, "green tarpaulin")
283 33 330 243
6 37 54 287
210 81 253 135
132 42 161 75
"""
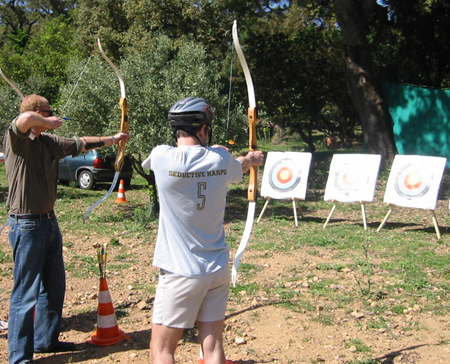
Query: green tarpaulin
382 82 450 165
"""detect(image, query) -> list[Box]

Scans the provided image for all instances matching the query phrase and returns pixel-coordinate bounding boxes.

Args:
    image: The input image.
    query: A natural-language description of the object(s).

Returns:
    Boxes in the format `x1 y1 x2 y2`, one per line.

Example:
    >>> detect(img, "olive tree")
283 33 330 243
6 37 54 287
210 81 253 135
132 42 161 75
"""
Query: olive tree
58 35 247 211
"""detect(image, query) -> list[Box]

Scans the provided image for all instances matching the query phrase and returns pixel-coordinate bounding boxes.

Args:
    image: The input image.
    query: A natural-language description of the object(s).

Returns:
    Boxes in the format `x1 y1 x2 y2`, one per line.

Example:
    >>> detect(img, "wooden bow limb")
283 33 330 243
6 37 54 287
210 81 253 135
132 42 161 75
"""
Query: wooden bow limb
83 39 129 221
231 20 259 286
0 68 24 99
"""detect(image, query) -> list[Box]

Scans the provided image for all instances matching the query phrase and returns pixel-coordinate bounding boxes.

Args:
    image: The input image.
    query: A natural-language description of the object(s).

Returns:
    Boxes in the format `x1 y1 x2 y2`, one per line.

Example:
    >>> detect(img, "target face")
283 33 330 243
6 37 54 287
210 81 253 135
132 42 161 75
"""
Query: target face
260 152 311 199
269 158 301 192
394 163 431 198
383 155 446 210
334 163 370 195
324 154 381 202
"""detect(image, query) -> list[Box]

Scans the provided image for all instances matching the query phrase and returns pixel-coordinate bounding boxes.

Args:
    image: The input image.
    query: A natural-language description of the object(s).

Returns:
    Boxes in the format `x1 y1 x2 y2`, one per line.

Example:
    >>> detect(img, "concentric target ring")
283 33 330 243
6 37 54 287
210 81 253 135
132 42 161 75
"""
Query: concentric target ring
268 158 301 192
333 163 369 195
394 163 431 198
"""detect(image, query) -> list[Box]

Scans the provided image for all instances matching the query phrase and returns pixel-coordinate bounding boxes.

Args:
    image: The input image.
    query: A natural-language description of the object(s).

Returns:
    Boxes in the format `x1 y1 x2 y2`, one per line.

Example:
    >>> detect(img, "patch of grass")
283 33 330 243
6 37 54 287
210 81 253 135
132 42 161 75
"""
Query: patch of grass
114 253 136 263
109 238 121 247
306 249 321 256
132 280 156 295
230 282 260 299
236 263 263 278
277 299 315 313
66 255 98 278
345 339 371 353
132 205 156 227
308 278 336 297
391 304 407 315
3 145 450 363
0 246 12 264
316 262 346 272
107 263 132 271
312 313 335 326
366 316 389 330
64 241 74 248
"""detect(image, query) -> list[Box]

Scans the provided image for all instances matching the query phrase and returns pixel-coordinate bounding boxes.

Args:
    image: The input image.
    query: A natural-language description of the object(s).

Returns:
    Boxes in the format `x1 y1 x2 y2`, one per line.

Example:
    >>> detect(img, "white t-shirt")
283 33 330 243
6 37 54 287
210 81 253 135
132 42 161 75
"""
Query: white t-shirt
142 145 243 277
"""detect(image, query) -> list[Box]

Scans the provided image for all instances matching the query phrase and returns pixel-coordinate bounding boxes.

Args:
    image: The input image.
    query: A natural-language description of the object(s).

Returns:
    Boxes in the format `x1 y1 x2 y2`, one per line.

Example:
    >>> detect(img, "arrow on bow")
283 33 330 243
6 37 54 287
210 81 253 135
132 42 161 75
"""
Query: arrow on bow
231 20 259 286
83 38 129 221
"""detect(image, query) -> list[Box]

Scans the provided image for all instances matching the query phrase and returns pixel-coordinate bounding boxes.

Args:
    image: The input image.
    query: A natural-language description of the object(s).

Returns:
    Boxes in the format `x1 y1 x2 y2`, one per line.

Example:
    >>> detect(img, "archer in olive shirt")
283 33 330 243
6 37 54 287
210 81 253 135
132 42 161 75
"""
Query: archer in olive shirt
4 119 82 215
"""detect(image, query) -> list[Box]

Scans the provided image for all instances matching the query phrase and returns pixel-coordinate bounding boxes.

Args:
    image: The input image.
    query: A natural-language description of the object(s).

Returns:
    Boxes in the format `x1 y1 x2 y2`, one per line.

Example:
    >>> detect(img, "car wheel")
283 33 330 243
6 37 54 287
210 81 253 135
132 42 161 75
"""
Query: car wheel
77 170 94 190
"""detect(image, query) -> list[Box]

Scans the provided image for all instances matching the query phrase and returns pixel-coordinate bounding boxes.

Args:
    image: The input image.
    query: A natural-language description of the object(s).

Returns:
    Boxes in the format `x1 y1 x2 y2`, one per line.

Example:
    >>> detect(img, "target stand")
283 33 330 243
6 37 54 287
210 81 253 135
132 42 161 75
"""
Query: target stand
258 152 312 226
376 204 441 239
257 197 304 227
323 154 381 230
376 155 446 239
323 200 368 230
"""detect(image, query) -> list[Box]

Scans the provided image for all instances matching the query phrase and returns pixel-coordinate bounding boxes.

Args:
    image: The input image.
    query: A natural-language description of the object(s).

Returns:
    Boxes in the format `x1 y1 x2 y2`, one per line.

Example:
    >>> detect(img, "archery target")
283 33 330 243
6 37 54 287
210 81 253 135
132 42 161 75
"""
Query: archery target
269 159 300 192
334 163 369 195
260 152 312 199
394 163 431 198
383 155 446 210
324 154 381 202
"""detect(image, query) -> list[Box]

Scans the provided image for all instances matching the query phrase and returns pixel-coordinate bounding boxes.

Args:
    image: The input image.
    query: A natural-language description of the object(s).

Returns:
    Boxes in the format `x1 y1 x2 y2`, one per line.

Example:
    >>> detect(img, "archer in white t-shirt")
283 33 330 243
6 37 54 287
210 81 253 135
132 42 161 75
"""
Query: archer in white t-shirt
142 97 263 364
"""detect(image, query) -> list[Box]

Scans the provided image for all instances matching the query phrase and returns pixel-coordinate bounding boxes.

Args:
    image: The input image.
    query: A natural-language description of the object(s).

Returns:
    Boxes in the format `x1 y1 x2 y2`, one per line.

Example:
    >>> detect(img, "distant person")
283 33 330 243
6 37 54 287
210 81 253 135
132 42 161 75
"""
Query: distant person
142 97 264 364
4 94 129 364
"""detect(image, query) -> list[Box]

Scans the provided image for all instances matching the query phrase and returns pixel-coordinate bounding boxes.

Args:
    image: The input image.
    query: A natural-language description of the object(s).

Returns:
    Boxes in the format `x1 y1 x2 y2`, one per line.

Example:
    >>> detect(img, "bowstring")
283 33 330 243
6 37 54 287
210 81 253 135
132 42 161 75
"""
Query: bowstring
226 44 235 136
61 48 95 114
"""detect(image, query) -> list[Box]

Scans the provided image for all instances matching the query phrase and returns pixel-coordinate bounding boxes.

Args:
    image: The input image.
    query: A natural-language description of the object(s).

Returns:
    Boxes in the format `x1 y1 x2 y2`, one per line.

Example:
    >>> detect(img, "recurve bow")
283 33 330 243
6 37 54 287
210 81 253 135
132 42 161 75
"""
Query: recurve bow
231 20 259 286
83 39 129 221
0 68 24 99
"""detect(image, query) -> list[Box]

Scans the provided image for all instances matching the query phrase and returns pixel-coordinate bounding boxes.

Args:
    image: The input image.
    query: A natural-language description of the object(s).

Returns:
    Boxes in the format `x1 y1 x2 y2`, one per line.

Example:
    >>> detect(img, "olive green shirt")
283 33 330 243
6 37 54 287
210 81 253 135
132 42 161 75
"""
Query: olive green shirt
4 119 82 214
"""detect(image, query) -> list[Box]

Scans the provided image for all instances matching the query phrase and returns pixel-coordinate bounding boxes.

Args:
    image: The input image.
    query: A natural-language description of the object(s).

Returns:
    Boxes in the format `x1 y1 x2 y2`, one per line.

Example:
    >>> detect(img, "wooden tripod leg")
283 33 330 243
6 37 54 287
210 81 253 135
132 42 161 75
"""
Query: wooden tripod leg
292 199 298 227
431 210 442 239
377 205 393 232
323 202 337 229
360 202 367 231
257 198 271 224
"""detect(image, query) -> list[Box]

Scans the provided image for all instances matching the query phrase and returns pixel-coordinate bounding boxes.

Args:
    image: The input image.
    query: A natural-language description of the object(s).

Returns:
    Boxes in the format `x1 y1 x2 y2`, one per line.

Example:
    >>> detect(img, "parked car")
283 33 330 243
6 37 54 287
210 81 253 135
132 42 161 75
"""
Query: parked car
58 149 133 190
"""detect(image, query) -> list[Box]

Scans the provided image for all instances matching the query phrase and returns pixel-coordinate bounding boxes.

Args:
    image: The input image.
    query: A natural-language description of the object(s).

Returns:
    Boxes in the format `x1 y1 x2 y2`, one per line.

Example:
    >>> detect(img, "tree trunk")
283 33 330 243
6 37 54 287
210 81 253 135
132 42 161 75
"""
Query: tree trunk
132 156 159 217
333 0 397 163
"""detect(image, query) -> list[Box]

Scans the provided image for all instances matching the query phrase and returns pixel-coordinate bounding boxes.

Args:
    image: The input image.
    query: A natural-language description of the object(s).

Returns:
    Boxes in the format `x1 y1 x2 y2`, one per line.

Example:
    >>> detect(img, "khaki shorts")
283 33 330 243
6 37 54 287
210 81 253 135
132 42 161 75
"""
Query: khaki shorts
152 265 230 329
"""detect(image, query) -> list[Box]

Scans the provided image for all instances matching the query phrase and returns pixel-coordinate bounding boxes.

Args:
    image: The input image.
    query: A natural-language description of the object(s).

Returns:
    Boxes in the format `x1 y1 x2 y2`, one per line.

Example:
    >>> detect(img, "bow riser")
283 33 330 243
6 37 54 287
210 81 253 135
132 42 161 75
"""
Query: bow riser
248 106 258 201
115 97 129 171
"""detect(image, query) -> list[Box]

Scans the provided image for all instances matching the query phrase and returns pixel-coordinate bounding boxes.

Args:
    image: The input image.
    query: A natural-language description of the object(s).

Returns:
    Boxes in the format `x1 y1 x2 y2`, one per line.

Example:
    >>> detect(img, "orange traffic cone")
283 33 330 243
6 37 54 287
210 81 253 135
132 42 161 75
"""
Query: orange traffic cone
115 179 128 203
87 277 128 346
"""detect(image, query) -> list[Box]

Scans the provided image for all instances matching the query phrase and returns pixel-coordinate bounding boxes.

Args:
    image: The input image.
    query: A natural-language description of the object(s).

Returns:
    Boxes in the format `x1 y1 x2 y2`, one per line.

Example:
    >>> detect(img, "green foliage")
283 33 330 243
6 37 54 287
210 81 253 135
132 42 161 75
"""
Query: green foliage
25 16 80 99
0 88 22 145
58 34 248 185
370 0 450 88
0 13 80 103
0 246 12 264
72 0 129 58
1 0 449 160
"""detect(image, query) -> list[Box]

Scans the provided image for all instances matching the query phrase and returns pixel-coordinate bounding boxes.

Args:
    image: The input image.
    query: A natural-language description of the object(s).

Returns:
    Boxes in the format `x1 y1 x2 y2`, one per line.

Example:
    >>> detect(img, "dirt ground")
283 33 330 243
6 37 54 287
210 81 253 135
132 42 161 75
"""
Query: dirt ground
1 209 450 364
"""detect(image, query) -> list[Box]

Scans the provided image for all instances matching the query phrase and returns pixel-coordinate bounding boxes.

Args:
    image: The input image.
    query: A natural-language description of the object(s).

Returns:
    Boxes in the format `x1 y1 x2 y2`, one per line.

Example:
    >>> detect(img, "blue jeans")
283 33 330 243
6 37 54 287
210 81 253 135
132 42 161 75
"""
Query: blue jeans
8 216 66 364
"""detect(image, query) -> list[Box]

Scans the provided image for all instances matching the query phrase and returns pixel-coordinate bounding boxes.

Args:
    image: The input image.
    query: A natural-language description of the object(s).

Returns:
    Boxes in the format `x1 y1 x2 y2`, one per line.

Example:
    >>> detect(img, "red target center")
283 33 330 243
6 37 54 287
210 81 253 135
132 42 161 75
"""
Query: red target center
342 172 358 186
404 172 423 190
276 167 293 184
